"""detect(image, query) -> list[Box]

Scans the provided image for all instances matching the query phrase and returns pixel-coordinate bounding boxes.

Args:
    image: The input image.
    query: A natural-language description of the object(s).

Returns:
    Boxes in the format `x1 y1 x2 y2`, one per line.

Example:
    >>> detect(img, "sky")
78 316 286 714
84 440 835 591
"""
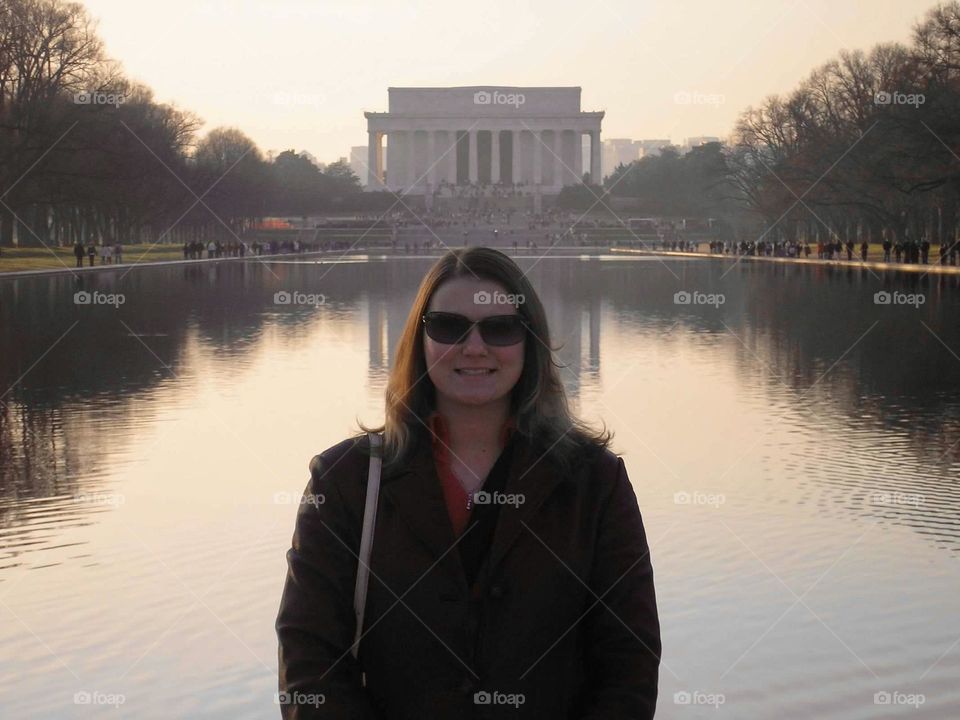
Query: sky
80 0 941 163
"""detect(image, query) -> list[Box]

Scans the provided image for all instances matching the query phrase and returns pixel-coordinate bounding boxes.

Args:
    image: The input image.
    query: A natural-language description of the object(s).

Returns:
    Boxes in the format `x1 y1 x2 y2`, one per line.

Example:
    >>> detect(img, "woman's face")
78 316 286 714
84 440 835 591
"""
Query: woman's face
423 277 526 410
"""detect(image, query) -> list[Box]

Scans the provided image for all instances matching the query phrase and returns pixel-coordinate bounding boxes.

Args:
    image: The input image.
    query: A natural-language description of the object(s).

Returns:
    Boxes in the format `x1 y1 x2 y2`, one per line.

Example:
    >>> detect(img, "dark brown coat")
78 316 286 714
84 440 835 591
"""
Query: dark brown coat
276 430 660 719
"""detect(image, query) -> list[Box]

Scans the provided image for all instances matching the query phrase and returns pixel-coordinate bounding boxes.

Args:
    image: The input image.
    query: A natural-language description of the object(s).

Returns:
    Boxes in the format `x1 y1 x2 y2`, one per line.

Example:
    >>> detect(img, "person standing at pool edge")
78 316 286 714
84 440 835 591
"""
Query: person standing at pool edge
276 246 661 719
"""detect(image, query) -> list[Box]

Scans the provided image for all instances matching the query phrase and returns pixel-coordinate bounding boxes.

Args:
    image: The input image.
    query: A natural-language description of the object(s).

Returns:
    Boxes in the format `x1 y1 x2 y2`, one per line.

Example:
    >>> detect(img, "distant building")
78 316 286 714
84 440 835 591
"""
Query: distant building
350 146 366 184
637 139 673 158
680 136 722 154
602 138 640 178
300 150 322 168
317 156 348 174
364 86 603 193
352 145 389 187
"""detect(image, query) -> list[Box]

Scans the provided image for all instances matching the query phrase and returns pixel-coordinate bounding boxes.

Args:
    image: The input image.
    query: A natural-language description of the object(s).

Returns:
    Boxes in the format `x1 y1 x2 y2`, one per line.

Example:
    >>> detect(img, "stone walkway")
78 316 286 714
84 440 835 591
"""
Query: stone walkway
609 247 960 276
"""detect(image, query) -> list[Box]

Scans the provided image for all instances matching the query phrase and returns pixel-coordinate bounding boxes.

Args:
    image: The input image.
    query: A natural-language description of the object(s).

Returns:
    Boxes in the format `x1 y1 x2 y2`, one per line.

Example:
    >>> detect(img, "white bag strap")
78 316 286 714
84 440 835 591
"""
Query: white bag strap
352 431 382 661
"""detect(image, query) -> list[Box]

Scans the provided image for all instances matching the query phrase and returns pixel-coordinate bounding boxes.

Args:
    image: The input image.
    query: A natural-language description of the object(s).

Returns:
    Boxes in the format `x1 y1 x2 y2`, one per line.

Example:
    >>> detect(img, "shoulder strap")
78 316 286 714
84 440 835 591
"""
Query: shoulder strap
351 431 383 661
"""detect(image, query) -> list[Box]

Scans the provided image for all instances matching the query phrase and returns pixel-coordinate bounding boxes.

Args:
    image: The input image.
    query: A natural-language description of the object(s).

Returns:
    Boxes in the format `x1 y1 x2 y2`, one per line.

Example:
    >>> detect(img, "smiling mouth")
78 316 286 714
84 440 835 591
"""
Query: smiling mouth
456 369 496 375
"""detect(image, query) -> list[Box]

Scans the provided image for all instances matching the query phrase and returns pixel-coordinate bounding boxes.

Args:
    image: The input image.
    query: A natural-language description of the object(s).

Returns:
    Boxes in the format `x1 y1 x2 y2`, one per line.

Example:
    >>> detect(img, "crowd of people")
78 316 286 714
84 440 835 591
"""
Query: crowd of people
702 237 960 265
64 212 960 271
433 180 540 200
182 240 247 259
72 241 123 267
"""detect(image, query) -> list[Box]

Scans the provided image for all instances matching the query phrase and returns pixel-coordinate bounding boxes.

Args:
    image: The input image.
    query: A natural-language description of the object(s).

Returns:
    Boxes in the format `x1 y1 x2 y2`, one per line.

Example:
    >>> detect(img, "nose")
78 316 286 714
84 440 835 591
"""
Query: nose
461 324 488 353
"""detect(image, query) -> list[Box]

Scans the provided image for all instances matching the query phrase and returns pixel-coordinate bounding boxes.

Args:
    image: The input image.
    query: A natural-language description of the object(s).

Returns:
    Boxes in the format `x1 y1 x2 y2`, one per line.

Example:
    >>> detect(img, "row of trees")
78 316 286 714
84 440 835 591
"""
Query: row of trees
727 0 960 245
6 0 960 248
0 0 367 249
603 143 729 218
599 1 960 246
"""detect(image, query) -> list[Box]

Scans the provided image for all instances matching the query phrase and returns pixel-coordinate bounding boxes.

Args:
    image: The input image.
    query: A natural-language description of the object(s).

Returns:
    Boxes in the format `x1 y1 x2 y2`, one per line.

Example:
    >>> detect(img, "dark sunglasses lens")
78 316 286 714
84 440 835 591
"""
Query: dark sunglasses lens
424 315 469 343
479 316 525 346
424 313 525 345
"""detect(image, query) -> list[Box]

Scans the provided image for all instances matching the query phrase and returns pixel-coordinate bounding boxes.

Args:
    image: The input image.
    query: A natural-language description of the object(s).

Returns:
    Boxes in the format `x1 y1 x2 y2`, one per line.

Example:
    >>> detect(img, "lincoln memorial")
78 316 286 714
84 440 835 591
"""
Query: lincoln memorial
364 86 603 195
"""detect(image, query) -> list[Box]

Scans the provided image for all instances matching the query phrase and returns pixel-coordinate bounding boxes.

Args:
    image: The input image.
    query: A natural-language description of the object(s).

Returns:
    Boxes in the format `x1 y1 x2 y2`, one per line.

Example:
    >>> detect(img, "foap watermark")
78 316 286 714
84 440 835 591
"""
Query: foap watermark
74 691 125 707
871 491 924 508
473 90 525 108
473 690 525 708
74 290 125 307
874 691 925 708
874 91 925 108
273 491 325 507
275 691 325 708
674 91 725 107
674 290 725 308
674 491 725 508
73 492 125 507
274 290 326 306
472 490 525 508
874 290 925 308
272 91 324 108
199 0 323 19
674 690 725 708
474 290 524 306
74 91 126 107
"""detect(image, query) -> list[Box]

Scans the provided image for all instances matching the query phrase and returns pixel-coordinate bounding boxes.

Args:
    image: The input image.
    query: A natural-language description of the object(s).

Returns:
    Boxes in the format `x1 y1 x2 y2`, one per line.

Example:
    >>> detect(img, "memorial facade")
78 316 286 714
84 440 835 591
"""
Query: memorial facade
364 87 603 194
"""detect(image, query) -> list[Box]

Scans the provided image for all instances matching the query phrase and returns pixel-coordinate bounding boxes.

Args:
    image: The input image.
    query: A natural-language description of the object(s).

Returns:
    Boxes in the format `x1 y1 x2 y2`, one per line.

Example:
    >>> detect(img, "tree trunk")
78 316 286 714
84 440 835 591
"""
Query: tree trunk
0 205 14 247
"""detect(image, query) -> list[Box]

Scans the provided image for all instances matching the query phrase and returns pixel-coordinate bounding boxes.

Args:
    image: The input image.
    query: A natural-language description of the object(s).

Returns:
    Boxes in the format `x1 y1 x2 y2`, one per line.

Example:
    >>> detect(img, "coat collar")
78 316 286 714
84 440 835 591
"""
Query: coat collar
381 426 565 588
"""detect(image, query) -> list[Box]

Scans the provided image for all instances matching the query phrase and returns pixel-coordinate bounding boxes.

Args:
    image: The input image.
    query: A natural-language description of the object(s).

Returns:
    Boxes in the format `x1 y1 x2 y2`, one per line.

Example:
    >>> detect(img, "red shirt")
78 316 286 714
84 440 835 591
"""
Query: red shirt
427 411 516 538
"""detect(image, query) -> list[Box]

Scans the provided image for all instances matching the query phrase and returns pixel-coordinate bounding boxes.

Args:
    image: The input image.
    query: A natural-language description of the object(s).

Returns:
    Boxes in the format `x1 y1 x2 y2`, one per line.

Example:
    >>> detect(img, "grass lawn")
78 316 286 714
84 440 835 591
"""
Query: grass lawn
0 244 196 274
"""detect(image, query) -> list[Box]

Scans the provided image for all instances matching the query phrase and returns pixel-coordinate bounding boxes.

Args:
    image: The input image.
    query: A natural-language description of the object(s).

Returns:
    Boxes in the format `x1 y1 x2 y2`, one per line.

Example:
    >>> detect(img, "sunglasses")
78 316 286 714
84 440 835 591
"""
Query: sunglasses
422 311 527 346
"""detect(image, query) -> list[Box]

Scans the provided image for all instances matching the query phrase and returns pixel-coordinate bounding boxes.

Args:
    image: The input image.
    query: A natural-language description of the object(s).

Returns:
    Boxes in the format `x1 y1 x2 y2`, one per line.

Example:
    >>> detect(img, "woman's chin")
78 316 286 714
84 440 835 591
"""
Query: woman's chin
444 390 504 406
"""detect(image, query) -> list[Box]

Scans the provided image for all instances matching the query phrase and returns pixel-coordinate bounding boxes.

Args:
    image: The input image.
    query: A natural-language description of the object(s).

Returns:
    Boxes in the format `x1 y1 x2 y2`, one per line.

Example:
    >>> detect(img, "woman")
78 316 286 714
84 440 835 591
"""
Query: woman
276 247 660 719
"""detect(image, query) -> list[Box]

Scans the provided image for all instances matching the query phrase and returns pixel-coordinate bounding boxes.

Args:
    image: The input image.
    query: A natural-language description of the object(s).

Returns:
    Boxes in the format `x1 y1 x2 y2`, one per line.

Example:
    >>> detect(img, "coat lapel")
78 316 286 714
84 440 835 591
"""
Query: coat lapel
380 432 566 581
381 438 459 568
485 436 564 577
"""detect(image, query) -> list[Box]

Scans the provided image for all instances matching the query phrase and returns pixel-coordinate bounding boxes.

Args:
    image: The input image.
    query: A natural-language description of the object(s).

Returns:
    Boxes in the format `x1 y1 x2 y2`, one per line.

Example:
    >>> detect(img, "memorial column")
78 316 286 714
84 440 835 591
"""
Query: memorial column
590 128 602 185
406 129 416 189
367 130 379 189
427 131 436 188
573 131 583 184
534 130 542 185
511 130 520 185
448 129 457 185
468 129 478 184
553 130 563 188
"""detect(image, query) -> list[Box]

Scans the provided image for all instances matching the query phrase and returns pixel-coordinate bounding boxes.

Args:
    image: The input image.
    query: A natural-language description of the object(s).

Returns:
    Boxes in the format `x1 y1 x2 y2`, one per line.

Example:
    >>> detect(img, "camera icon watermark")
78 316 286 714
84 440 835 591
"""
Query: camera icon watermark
473 690 525 707
673 690 725 707
273 491 325 507
74 290 125 307
874 91 924 108
73 690 126 706
874 690 925 707
673 90 725 106
673 491 725 508
275 691 325 707
472 490 525 508
272 90 324 108
274 290 326 306
73 492 126 507
873 290 925 308
474 290 524 306
871 491 924 507
74 91 126 107
473 90 525 108
674 290 725 308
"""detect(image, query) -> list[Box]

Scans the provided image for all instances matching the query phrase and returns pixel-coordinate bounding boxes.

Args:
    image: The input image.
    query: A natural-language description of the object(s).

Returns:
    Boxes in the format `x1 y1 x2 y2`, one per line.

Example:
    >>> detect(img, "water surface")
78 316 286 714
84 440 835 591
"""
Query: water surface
1 255 958 718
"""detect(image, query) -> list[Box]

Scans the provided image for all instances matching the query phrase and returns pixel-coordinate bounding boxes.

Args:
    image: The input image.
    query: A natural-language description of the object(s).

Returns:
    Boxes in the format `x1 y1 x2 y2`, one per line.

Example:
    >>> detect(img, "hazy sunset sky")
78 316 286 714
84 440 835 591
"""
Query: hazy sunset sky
81 0 939 163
